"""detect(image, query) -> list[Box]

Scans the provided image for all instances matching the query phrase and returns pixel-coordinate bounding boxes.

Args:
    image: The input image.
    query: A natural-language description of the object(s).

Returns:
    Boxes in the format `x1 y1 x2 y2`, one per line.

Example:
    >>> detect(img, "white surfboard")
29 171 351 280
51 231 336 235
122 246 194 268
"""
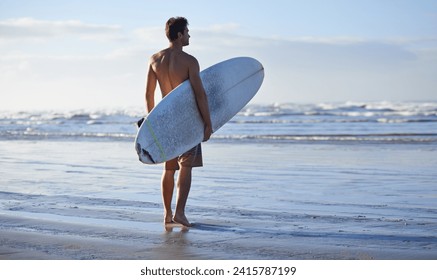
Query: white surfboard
135 57 264 164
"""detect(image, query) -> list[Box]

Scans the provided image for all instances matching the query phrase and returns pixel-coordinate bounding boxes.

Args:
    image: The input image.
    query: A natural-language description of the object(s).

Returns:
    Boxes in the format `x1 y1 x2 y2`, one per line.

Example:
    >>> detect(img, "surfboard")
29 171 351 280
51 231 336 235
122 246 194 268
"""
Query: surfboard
135 57 264 164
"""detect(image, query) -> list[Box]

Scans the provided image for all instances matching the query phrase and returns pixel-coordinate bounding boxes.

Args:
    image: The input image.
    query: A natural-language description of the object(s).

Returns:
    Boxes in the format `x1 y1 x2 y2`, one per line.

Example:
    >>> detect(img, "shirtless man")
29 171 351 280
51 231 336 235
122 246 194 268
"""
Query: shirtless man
145 17 212 227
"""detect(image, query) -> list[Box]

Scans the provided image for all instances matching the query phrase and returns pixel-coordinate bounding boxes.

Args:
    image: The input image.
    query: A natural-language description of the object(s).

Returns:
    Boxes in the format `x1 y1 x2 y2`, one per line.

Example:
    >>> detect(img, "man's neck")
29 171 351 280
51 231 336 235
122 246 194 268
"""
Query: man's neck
169 41 183 52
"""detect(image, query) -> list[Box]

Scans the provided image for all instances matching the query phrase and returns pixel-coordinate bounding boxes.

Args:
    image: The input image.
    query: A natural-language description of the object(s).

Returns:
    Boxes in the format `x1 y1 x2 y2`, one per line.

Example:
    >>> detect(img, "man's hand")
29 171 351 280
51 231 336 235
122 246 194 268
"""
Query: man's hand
203 124 212 142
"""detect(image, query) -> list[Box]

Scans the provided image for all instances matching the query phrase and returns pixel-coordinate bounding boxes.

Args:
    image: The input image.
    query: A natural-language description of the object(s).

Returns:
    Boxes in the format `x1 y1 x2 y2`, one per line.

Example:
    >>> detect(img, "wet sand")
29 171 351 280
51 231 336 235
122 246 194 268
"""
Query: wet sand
1 141 436 259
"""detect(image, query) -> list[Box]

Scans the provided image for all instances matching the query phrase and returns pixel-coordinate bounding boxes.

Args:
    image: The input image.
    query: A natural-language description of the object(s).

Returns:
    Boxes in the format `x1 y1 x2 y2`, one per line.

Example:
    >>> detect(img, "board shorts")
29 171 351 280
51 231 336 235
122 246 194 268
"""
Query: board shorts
164 144 203 170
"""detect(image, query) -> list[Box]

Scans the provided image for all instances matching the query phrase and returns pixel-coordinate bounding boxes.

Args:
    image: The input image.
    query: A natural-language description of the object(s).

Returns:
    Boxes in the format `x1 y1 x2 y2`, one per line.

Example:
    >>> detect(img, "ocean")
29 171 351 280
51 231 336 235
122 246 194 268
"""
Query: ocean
2 101 437 144
1 101 436 259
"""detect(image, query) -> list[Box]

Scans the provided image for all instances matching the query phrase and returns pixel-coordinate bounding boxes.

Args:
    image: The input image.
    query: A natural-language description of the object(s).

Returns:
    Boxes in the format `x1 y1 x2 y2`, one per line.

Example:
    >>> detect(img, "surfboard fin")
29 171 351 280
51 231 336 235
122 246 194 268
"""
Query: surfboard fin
136 117 145 128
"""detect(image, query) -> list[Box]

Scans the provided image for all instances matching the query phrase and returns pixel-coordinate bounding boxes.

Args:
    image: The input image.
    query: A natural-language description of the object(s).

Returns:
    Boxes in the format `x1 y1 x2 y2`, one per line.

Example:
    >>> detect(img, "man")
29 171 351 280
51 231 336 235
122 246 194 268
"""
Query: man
145 17 212 227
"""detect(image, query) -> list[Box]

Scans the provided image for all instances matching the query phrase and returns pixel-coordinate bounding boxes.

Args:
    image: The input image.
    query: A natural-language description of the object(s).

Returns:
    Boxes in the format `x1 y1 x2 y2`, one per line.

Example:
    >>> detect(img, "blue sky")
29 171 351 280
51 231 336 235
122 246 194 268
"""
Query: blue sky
1 0 436 110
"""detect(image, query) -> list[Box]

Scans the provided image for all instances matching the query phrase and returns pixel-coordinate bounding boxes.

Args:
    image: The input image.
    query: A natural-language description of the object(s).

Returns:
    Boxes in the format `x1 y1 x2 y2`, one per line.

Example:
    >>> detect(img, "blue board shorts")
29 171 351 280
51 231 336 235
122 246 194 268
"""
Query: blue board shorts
164 144 203 170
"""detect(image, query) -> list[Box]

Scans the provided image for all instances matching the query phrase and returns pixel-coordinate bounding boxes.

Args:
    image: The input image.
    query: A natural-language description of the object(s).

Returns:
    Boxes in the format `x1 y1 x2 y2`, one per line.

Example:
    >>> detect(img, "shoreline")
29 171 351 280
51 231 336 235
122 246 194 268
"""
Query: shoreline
1 140 436 260
2 219 436 260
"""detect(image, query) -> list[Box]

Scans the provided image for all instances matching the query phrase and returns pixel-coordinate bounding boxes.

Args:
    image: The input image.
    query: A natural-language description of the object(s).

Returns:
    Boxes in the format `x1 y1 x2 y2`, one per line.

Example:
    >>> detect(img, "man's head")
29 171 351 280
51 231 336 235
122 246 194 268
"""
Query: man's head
166 17 189 44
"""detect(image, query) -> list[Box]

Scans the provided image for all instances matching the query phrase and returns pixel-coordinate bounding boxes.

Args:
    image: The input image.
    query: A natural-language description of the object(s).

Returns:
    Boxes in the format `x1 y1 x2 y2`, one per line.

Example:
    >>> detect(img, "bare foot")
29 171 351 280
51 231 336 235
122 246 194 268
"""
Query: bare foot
173 213 193 227
164 211 173 224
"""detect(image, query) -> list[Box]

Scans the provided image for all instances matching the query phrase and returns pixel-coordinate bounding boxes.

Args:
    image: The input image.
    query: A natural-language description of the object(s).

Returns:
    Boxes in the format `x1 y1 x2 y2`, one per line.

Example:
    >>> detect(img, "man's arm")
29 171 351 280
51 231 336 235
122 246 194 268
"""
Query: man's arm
188 57 212 142
145 63 157 113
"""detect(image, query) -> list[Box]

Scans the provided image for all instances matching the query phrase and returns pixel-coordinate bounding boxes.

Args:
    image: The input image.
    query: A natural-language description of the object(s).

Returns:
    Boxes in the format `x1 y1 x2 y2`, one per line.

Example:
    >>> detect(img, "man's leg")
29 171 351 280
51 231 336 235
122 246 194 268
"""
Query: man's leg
161 169 175 223
173 165 193 226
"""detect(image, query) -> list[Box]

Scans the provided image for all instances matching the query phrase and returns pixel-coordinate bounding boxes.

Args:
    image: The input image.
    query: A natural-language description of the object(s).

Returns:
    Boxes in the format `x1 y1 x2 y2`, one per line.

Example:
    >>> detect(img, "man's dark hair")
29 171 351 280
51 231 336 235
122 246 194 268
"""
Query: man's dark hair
166 17 188 42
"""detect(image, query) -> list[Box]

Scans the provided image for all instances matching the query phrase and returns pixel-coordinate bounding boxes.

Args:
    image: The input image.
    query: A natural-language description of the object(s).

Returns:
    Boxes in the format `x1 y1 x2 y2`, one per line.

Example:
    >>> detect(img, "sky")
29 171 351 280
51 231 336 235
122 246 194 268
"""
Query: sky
1 0 437 110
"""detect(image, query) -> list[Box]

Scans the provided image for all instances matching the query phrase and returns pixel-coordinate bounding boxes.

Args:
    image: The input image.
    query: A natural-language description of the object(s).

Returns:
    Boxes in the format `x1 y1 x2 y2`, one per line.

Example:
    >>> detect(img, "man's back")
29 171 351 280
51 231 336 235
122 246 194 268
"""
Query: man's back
150 48 193 97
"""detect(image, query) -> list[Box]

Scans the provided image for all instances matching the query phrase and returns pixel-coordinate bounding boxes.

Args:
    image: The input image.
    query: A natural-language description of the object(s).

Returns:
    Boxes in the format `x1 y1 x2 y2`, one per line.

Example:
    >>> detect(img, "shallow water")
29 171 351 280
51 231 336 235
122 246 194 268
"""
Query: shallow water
1 140 436 259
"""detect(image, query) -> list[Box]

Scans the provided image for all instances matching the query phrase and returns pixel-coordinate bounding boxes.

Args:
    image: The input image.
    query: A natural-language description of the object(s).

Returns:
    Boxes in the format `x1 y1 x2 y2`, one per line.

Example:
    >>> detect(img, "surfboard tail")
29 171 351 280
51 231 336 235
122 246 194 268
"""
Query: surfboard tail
135 143 156 164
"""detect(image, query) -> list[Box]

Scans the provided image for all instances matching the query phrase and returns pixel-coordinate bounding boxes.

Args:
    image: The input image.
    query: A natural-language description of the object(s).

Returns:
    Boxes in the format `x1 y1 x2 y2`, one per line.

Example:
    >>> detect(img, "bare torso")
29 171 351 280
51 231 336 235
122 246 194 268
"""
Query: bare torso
150 48 192 97
145 43 212 141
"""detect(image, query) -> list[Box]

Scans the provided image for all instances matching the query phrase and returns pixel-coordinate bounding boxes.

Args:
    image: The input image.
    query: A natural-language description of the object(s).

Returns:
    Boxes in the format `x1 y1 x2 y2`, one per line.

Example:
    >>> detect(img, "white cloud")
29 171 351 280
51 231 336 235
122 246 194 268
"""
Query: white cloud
133 26 163 41
187 31 437 103
0 17 123 42
191 30 419 68
1 21 436 110
208 23 240 32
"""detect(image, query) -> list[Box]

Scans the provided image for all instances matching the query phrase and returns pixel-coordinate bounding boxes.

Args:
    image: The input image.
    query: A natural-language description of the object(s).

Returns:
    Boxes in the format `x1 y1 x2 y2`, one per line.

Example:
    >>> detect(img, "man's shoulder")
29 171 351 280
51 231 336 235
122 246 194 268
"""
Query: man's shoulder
181 51 199 66
150 49 167 62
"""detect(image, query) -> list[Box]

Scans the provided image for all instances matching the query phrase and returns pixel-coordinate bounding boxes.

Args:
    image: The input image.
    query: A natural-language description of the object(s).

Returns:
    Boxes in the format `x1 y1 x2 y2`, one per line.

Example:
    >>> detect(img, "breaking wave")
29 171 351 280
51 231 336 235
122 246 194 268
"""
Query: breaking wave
1 101 437 144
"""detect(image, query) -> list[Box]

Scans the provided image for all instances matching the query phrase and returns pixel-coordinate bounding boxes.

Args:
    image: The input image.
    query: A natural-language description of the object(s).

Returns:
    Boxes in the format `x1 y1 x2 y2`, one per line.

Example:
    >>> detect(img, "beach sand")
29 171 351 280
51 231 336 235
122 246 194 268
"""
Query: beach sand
1 140 436 259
